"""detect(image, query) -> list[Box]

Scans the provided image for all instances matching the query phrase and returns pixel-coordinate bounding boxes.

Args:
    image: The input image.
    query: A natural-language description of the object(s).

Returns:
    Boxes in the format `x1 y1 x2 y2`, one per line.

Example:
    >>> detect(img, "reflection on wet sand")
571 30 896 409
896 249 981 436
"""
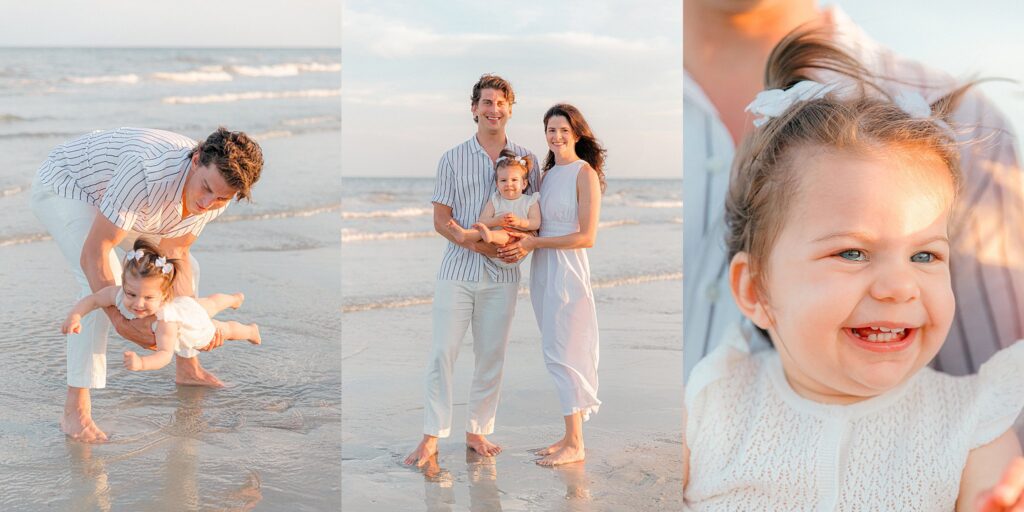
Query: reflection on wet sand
65 386 262 511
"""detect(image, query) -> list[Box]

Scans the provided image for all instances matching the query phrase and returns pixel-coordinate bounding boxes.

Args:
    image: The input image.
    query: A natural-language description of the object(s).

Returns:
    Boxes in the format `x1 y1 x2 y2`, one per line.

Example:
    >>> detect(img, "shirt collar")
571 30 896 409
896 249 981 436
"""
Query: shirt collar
469 133 511 155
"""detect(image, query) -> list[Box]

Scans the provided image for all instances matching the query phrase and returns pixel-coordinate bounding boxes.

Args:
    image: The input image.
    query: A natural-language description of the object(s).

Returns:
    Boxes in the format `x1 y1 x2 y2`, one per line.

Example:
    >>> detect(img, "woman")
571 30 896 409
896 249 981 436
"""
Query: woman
502 104 606 466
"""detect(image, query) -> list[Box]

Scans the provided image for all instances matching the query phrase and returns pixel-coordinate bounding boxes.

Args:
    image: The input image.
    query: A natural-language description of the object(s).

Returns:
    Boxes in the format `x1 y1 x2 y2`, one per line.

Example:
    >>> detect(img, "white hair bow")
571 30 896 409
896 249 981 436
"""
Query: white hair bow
127 249 145 261
153 256 173 274
746 80 838 128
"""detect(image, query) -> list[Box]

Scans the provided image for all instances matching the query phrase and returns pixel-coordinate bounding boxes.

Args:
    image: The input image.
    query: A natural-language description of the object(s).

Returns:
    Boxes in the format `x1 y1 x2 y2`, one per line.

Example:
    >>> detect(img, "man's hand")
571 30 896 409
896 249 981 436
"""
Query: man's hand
62 314 82 335
198 327 225 352
976 458 1024 511
110 313 157 350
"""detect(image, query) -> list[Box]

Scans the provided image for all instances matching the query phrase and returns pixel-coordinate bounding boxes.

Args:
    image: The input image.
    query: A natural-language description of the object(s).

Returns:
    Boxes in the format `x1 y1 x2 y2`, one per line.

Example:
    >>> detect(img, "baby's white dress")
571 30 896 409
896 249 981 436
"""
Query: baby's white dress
488 191 539 269
116 288 215 358
684 325 1024 511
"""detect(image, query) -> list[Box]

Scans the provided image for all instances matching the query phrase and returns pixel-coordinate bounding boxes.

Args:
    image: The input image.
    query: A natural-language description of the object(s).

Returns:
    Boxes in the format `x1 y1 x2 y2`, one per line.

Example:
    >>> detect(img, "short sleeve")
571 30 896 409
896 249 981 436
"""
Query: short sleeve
528 192 540 208
431 154 456 207
685 324 755 442
155 301 181 323
99 154 148 231
971 340 1024 448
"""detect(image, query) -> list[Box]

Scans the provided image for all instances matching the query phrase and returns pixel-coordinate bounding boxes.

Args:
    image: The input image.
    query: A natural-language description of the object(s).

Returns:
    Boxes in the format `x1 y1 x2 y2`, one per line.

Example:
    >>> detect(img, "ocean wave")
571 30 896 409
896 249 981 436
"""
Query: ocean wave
250 130 294 141
151 66 233 83
228 62 341 77
216 204 341 223
341 229 436 242
344 271 683 312
0 131 78 140
0 232 51 247
341 207 431 219
66 74 140 85
162 88 341 105
598 219 639 228
630 200 683 208
282 115 338 126
0 114 27 123
1 185 24 197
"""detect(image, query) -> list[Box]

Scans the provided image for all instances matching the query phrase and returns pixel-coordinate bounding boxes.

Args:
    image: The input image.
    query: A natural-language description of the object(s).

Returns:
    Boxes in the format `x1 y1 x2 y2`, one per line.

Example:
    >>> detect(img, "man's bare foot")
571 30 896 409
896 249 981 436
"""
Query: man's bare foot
532 437 566 456
446 219 468 244
472 223 494 244
537 443 585 466
404 435 438 467
175 360 224 388
248 324 262 345
60 410 108 443
466 432 501 457
231 293 245 309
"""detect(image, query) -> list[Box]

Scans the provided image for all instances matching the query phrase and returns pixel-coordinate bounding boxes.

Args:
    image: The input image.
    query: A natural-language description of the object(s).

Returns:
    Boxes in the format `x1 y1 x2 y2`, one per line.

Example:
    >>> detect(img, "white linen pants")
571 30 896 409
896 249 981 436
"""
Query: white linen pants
423 270 517 437
31 173 200 389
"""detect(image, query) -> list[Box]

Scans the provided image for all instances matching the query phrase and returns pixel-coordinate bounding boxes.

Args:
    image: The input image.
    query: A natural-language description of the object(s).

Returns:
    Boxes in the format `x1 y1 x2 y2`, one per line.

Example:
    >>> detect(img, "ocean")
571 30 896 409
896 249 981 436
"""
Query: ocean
0 48 341 510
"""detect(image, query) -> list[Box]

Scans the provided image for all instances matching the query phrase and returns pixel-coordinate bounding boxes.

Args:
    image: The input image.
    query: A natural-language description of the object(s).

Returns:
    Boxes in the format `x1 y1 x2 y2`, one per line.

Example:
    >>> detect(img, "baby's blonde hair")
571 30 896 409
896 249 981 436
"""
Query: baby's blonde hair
725 27 972 298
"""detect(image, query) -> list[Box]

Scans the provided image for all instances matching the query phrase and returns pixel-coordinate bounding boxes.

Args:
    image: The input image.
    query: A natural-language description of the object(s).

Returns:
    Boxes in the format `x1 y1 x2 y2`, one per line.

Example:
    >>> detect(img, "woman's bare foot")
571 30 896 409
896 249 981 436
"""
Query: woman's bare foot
446 219 469 243
175 357 224 388
231 293 245 309
405 435 438 467
248 324 262 345
533 437 566 456
537 442 585 466
466 432 501 457
60 410 108 443
472 223 494 244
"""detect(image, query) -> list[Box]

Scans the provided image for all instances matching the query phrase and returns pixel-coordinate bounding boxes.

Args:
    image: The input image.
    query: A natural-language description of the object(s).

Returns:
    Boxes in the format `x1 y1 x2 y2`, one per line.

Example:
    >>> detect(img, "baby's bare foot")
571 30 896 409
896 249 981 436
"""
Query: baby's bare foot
232 293 245 309
472 223 493 244
447 219 468 243
249 324 261 345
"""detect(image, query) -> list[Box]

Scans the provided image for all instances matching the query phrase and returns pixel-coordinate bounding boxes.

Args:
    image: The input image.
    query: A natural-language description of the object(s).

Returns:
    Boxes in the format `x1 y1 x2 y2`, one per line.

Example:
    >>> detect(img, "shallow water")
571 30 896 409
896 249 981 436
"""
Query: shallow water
0 48 340 510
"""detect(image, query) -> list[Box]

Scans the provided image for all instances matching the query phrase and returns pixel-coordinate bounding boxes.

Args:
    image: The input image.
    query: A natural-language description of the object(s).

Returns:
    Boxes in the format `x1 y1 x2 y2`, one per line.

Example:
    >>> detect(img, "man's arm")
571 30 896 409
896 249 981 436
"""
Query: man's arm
158 234 197 298
80 212 154 347
433 202 500 258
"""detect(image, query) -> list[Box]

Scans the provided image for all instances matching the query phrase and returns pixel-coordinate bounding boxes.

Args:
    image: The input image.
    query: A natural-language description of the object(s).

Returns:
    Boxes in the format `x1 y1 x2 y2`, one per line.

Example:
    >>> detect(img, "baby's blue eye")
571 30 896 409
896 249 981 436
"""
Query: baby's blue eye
910 252 934 263
838 249 866 261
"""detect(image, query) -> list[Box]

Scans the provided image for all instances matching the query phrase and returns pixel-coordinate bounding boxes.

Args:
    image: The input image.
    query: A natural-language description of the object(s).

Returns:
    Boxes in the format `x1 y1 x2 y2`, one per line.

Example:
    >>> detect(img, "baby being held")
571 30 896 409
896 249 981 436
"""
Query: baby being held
61 238 260 372
447 150 540 267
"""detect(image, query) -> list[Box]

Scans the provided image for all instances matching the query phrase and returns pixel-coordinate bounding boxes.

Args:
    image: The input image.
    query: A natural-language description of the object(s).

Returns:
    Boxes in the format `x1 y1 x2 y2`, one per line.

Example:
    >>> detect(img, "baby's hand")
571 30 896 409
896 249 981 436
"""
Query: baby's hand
123 351 143 371
976 457 1024 511
500 213 523 229
62 314 82 335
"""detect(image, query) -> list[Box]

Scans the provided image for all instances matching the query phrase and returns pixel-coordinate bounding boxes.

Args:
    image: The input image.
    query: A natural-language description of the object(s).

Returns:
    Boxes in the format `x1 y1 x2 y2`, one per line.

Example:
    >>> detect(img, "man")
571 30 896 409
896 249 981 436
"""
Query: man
405 74 539 466
683 0 1024 380
32 127 264 442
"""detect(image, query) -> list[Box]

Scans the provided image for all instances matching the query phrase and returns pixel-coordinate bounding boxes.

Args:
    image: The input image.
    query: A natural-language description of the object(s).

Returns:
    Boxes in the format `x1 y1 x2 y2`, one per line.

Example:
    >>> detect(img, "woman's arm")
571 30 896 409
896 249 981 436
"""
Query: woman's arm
124 321 177 371
524 166 600 250
62 286 119 334
958 430 1024 511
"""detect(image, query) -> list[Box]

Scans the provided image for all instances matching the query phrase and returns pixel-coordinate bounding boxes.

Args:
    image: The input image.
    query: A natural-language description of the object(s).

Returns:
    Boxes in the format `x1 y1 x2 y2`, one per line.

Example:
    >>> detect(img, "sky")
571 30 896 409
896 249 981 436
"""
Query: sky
341 0 683 179
830 0 1024 137
0 1 340 47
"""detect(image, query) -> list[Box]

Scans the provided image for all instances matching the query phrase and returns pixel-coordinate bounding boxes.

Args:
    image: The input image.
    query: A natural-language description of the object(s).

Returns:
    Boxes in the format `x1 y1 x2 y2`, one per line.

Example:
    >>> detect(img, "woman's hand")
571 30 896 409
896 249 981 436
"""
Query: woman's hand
976 457 1024 511
497 231 535 263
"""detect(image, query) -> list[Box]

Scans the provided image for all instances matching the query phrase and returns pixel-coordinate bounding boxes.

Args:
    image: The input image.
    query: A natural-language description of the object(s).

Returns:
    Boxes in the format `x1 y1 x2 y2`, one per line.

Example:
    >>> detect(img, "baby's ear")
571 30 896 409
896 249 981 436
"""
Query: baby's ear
729 252 773 329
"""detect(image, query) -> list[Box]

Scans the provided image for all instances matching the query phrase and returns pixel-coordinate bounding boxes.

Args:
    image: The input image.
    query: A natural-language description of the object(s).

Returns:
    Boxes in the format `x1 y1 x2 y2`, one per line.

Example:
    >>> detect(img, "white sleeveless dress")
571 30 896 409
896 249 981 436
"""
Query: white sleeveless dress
684 325 1024 511
529 160 601 420
116 288 215 358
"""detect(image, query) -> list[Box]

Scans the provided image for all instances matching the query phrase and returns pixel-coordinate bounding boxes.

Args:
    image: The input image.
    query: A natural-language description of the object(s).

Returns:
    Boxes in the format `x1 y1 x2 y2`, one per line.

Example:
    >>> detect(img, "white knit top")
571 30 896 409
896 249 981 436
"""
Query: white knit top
684 326 1024 511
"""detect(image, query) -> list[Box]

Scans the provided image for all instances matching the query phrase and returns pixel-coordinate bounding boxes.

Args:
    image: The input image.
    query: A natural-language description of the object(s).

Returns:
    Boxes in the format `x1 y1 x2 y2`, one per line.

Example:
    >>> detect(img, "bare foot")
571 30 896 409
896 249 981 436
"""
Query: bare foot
532 437 566 456
231 293 245 309
248 324 262 345
404 435 438 467
446 219 468 244
537 443 585 466
175 361 225 388
466 432 501 457
60 410 108 443
472 223 493 244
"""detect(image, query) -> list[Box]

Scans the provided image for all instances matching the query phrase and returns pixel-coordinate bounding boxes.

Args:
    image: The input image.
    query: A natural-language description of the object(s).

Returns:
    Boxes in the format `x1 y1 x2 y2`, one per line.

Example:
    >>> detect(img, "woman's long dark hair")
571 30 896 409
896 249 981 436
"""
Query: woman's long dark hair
543 104 607 193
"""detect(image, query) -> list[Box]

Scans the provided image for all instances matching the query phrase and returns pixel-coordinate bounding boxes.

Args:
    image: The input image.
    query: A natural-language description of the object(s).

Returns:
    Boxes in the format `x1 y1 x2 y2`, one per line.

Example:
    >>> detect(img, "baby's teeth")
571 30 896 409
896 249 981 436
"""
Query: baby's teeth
868 333 878 342
879 327 891 333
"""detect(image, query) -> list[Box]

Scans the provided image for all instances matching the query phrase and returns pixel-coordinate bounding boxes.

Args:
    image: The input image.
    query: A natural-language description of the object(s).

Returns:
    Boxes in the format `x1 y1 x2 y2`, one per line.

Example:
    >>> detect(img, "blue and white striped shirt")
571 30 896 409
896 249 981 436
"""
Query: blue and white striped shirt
38 127 226 238
431 135 539 283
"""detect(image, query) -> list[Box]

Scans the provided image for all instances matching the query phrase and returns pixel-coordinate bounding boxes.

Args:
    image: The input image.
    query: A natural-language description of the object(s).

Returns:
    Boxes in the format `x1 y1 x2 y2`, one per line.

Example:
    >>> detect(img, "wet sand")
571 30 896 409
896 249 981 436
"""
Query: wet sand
342 279 684 511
